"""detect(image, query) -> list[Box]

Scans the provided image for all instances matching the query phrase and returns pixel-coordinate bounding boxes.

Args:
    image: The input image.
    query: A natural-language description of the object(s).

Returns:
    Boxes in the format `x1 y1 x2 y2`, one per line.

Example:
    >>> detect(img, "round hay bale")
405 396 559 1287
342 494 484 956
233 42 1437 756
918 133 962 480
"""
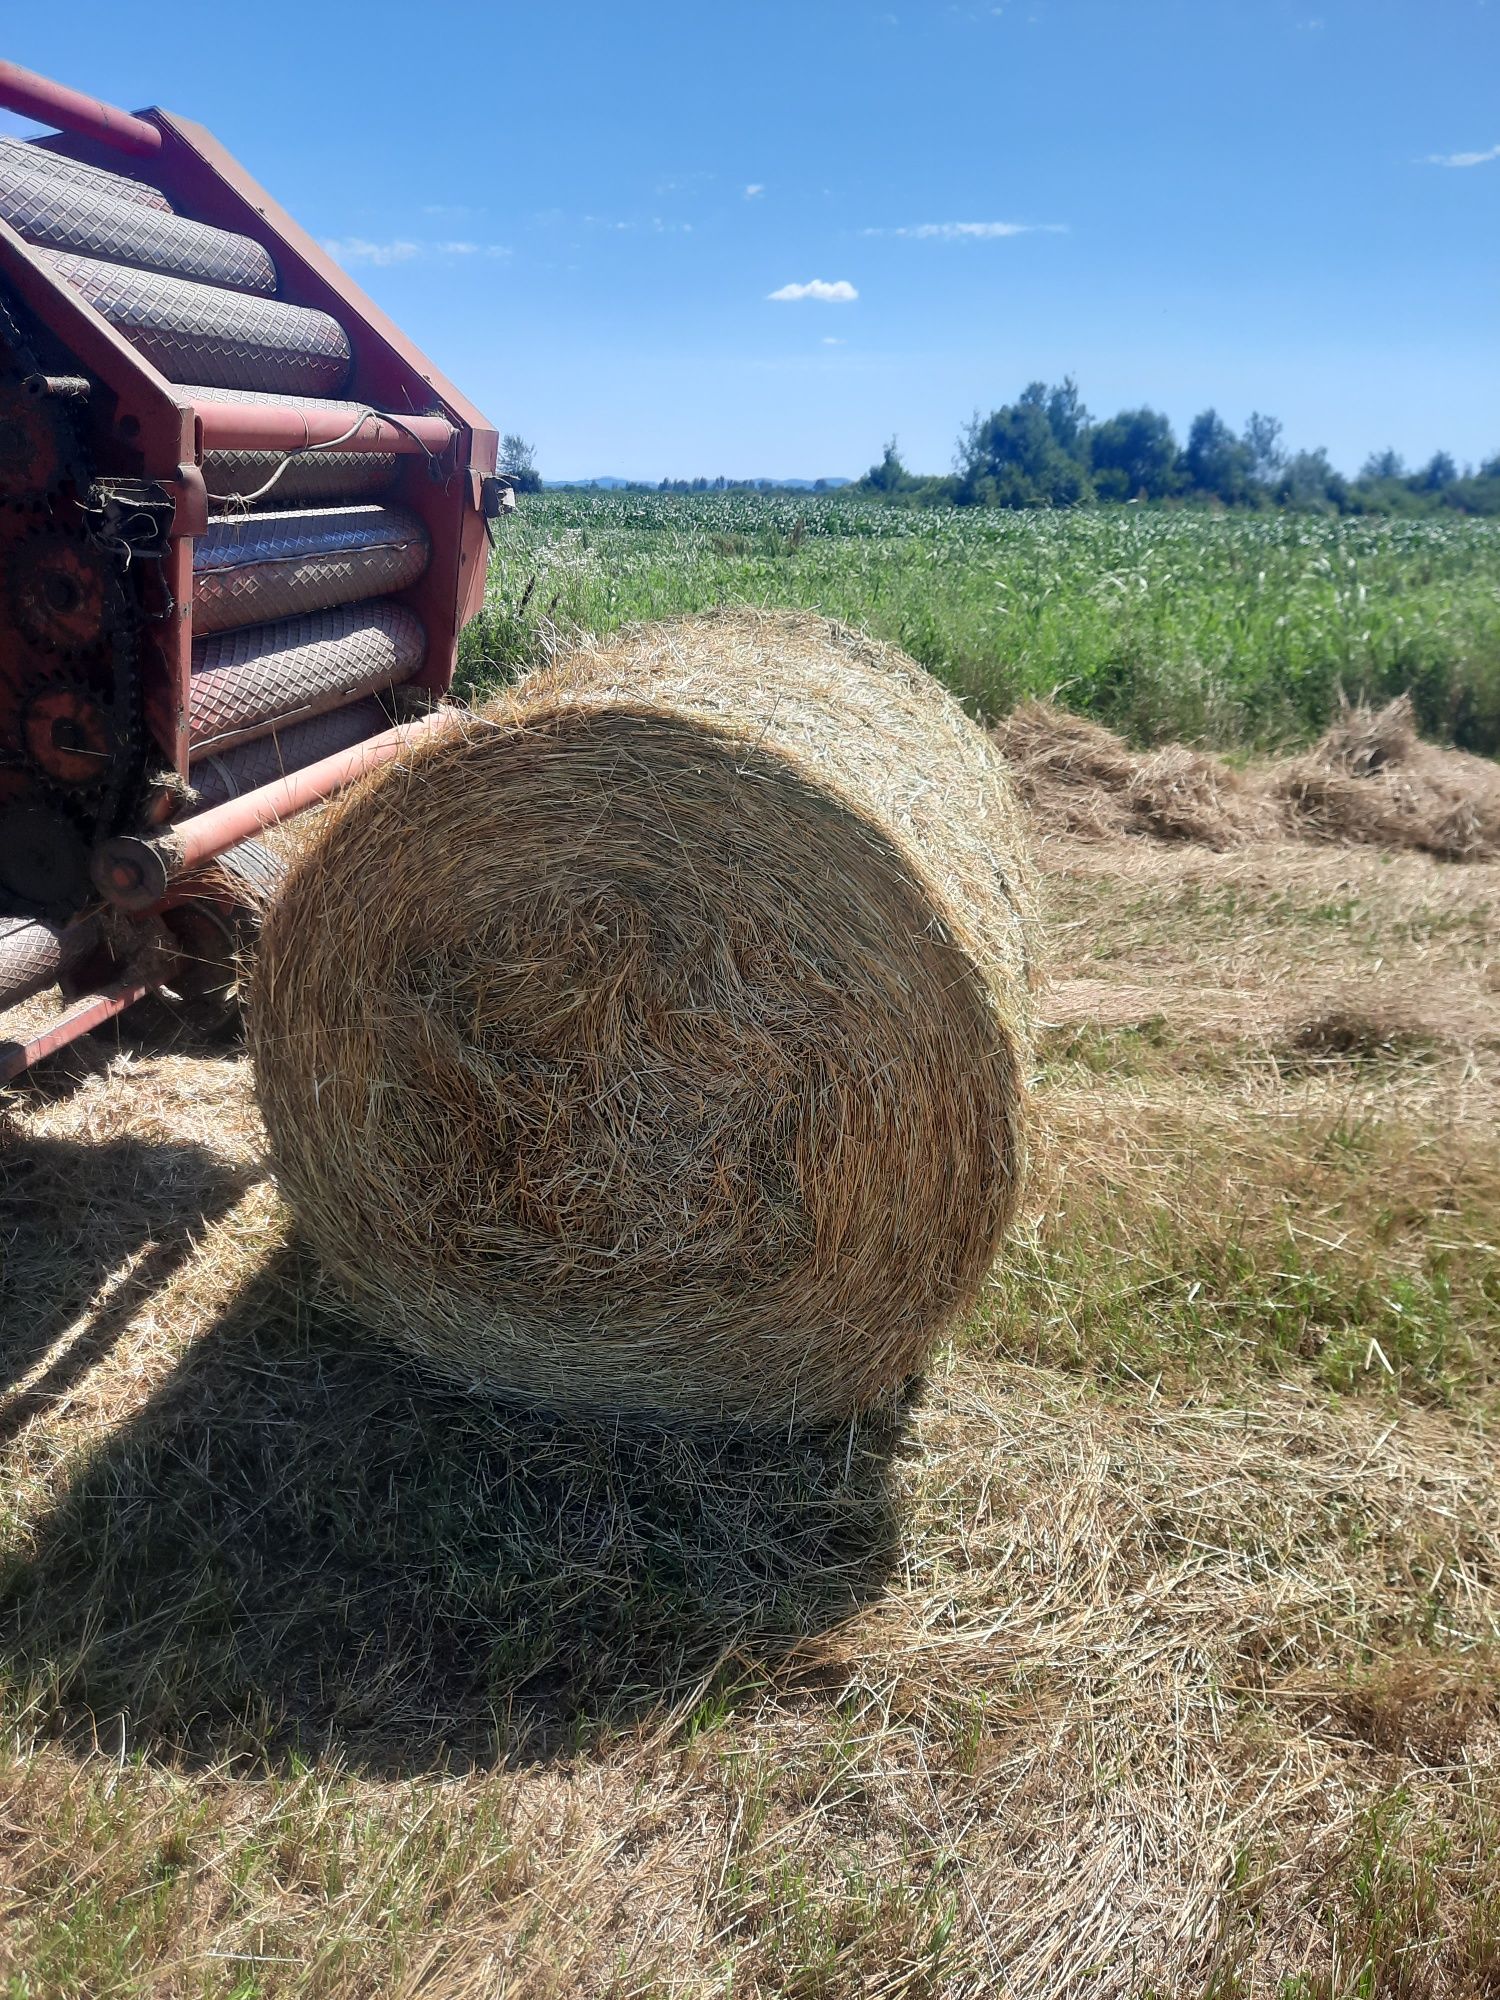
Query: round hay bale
250 610 1037 1426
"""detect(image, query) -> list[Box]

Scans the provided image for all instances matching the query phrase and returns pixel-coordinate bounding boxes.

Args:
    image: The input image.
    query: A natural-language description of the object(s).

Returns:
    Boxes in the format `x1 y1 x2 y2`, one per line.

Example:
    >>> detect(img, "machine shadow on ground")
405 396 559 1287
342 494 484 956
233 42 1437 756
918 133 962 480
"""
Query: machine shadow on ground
0 1127 259 1416
0 1246 909 1778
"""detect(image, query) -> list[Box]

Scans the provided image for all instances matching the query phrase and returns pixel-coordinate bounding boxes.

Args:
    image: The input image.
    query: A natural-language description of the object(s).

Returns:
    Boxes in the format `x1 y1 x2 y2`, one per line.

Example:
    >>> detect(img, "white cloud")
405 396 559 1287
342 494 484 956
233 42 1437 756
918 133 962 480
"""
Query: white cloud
822 336 846 345
423 203 485 220
862 220 1067 239
745 183 765 199
768 278 858 302
1424 142 1500 168
324 237 510 267
323 237 422 267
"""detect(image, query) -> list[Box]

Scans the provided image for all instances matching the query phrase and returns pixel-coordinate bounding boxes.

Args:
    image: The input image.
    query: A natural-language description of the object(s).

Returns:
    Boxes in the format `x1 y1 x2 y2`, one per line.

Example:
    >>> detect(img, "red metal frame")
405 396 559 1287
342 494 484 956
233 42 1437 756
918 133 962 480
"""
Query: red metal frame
0 61 161 158
0 66 500 1079
93 713 452 911
0 975 153 1085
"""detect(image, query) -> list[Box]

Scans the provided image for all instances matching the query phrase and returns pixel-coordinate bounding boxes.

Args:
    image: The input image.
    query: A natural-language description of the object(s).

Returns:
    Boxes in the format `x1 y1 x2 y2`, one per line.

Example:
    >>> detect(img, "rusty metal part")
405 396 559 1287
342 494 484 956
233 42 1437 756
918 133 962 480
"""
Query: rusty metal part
0 632 59 743
0 161 277 295
40 252 352 396
6 524 122 654
189 698 389 807
0 909 100 1010
188 600 426 756
193 505 429 634
0 62 162 160
200 447 397 507
0 974 153 1085
94 712 452 910
0 369 85 507
188 389 455 458
23 371 90 399
20 674 118 788
0 800 93 917
0 138 171 214
0 758 33 806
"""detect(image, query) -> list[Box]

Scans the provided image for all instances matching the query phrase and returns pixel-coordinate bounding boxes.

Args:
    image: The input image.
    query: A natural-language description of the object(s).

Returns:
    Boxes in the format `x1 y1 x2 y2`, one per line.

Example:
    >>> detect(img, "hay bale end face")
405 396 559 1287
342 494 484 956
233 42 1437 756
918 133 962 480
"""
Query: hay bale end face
250 612 1037 1426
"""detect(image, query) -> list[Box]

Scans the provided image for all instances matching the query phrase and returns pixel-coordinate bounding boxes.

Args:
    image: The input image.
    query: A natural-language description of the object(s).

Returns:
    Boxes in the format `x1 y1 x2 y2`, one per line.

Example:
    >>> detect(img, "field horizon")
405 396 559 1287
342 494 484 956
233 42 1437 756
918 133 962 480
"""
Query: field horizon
463 493 1500 760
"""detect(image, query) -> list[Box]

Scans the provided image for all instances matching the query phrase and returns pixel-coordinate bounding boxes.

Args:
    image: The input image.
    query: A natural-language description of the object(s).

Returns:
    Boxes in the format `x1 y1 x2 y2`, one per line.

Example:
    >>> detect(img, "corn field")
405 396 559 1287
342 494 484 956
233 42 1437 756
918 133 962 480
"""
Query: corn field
463 492 1500 751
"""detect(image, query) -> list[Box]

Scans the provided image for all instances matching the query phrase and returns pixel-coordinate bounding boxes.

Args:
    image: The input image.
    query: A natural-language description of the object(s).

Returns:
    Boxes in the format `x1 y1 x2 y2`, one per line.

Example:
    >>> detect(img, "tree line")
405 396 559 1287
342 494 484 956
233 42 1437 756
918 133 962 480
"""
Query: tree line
855 380 1500 515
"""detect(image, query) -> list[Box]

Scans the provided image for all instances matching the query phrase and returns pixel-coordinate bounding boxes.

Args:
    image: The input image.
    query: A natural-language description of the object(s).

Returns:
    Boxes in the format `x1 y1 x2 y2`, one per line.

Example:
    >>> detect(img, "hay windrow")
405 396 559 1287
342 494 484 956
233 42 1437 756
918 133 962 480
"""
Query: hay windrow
996 693 1500 859
250 611 1037 1426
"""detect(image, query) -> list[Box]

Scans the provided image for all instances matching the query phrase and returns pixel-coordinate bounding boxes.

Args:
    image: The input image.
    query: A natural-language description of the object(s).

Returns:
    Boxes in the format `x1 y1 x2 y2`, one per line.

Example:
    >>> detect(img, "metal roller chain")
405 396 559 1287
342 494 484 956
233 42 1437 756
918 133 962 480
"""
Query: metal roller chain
193 504 429 634
188 600 425 755
42 252 352 396
0 138 172 214
0 159 277 294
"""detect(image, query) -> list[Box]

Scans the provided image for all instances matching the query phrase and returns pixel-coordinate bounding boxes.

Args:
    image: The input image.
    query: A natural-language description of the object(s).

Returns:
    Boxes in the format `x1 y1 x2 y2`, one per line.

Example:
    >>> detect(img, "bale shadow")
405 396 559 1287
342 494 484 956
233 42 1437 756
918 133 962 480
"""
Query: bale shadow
0 1253 909 1776
0 1128 257 1409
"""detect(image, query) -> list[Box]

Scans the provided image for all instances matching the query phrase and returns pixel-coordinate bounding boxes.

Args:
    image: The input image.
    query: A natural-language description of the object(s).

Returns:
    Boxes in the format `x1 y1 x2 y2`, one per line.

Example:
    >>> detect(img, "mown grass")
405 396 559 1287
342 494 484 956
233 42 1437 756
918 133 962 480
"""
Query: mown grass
2 758 1500 1993
461 493 1500 753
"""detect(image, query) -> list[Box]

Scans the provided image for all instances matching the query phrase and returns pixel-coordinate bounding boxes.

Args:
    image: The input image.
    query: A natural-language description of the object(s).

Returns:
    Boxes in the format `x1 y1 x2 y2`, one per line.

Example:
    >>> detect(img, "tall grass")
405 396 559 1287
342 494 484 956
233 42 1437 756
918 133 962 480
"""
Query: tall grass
461 492 1500 752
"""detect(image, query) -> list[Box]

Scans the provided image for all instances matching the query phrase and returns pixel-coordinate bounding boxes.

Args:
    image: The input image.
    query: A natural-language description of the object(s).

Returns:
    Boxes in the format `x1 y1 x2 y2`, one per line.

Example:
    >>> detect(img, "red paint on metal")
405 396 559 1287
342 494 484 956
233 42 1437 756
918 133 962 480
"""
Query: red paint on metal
1 68 498 906
194 400 457 457
0 976 152 1085
135 111 497 690
96 712 452 908
0 62 162 159
169 713 447 862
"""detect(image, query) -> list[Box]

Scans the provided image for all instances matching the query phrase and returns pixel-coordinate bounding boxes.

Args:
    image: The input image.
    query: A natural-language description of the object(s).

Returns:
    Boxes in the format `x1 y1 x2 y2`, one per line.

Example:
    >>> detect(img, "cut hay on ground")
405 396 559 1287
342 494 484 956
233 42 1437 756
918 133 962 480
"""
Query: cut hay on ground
250 610 1036 1427
992 701 1278 848
1271 693 1500 860
996 693 1500 859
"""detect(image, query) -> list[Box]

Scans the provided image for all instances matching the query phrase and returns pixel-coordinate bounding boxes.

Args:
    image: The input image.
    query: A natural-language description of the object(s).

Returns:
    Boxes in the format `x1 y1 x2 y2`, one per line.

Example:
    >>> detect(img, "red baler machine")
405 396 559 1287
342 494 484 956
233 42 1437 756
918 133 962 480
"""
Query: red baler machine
0 61 502 1079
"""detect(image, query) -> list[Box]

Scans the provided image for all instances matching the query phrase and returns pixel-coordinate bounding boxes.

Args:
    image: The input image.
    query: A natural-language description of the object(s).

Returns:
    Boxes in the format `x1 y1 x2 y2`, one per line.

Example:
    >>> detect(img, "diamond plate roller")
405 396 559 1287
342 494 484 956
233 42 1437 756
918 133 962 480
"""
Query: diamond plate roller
0 138 172 214
201 448 397 506
186 386 413 505
0 159 276 293
189 601 425 755
193 504 429 634
189 698 389 808
42 252 352 395
0 911 99 1010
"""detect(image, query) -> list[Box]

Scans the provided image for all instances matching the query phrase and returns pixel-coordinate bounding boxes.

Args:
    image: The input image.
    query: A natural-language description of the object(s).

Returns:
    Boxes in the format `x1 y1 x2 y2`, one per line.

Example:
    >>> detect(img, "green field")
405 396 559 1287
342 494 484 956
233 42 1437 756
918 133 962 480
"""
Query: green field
463 493 1500 753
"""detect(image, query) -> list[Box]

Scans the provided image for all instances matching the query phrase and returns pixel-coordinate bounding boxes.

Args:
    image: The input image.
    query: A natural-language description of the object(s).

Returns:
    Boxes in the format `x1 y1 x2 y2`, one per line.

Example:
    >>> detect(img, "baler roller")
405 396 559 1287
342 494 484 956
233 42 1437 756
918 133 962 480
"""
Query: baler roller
202 448 397 507
189 698 390 809
188 600 426 756
0 136 171 213
183 385 441 500
0 156 277 295
40 251 352 396
0 910 100 1011
193 504 429 634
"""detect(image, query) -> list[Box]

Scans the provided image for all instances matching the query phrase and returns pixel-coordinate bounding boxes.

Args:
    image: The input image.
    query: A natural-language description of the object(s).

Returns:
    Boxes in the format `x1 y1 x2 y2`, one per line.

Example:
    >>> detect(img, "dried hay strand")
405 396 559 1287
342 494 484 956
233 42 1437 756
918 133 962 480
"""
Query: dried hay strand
1272 694 1500 861
250 611 1037 1427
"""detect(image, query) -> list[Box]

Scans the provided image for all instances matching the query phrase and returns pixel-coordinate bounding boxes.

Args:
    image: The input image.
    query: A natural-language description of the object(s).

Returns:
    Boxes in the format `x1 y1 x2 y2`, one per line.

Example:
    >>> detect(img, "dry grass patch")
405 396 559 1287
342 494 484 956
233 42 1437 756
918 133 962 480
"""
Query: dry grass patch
2 760 1500 1994
997 694 1500 861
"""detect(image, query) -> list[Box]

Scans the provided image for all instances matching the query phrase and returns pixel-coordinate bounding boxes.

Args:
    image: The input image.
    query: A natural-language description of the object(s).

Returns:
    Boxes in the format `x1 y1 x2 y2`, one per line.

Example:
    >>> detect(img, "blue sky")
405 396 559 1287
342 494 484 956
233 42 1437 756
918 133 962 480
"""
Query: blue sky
6 2 1498 479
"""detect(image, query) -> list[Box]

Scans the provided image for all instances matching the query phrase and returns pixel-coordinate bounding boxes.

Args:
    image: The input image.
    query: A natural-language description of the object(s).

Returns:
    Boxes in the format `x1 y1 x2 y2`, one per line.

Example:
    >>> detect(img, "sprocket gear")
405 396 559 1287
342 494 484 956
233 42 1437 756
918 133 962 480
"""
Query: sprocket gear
21 673 121 790
7 524 125 656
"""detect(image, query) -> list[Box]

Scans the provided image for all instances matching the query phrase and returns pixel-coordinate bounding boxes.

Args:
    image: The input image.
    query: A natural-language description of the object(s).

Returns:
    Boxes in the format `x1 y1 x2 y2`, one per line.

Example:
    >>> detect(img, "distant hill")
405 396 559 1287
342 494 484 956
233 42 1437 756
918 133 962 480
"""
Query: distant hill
546 476 854 492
